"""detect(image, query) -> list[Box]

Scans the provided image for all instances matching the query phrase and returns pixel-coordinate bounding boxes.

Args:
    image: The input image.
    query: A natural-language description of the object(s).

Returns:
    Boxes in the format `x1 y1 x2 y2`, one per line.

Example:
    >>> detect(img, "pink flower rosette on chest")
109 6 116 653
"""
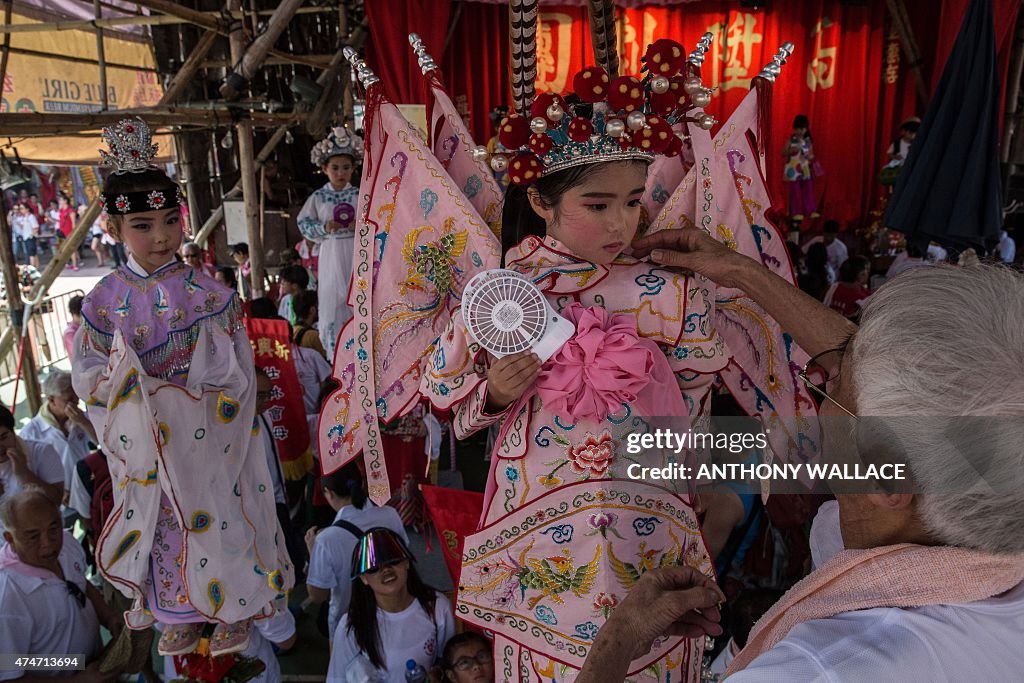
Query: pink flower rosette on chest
534 303 684 424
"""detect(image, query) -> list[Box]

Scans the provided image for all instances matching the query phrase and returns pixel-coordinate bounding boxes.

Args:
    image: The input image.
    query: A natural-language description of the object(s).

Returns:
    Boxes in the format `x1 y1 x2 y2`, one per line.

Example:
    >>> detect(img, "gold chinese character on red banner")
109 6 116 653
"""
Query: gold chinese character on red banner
706 13 764 91
619 11 657 76
537 13 574 94
274 340 290 360
807 18 838 91
255 337 273 357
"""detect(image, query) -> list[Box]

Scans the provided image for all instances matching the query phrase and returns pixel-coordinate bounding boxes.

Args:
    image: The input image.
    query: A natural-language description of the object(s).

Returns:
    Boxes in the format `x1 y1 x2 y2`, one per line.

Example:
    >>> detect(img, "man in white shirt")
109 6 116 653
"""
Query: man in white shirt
802 221 848 275
1 406 65 538
305 462 408 638
0 488 122 681
19 371 95 506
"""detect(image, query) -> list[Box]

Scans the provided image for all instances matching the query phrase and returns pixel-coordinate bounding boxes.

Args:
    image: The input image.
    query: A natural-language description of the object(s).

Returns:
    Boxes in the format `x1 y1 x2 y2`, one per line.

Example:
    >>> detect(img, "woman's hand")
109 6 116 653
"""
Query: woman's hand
631 228 755 290
485 351 541 412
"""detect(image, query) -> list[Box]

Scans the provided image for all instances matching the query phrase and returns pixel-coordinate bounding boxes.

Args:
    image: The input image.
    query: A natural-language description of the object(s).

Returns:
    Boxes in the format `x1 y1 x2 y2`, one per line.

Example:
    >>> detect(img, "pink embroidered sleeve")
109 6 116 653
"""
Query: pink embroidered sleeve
420 310 510 439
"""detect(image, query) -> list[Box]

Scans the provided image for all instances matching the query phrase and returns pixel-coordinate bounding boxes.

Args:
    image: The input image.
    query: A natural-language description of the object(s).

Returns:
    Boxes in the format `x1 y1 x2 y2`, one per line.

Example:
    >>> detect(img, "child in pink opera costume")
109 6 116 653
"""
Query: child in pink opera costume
321 38 815 682
71 118 294 658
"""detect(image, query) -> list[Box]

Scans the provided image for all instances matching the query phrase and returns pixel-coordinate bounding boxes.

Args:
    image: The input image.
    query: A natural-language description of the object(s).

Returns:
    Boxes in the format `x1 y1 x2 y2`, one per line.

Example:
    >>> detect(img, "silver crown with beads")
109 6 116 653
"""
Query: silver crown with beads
98 117 159 175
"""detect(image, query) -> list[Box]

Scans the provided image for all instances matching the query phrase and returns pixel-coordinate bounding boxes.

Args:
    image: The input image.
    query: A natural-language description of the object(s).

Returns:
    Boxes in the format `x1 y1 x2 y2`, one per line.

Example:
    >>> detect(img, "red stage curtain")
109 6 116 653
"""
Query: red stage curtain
441 1 513 145
365 0 453 104
534 1 886 225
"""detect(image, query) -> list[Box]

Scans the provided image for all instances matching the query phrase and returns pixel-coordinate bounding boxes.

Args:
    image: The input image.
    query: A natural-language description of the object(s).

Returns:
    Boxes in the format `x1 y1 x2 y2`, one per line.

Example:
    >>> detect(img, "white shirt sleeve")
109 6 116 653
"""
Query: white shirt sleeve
307 530 341 590
327 615 362 682
0 582 33 680
434 594 455 661
254 607 296 645
69 460 93 518
27 440 66 487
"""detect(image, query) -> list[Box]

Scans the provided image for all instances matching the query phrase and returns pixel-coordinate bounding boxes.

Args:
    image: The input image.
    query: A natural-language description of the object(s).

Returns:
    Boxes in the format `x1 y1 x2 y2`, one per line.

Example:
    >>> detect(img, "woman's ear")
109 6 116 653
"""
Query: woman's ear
526 187 554 224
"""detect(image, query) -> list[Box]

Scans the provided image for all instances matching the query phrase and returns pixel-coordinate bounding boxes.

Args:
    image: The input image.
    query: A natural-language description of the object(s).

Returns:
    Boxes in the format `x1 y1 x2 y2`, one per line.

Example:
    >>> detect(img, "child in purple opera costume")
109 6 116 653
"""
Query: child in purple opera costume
70 118 293 658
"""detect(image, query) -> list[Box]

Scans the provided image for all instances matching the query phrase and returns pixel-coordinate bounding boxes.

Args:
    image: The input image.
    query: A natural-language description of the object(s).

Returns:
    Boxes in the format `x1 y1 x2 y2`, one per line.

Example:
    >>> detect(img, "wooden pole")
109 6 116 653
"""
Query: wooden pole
159 29 219 106
192 125 289 248
0 109 304 136
0 6 337 35
0 200 42 414
130 0 325 71
28 198 101 304
885 0 929 106
93 0 109 110
0 45 158 72
224 0 263 297
0 0 13 93
220 0 306 101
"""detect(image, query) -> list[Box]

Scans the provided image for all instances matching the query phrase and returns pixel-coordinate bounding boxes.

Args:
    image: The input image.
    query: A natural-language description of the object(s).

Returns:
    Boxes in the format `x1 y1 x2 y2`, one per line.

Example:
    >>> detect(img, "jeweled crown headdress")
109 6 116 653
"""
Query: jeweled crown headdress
99 117 159 175
311 126 365 167
476 5 718 186
98 117 181 216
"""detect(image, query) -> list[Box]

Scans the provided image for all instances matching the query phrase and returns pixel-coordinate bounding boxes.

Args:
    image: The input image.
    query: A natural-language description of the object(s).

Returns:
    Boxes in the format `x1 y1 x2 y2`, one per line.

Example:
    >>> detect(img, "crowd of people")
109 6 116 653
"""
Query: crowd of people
1 53 1023 682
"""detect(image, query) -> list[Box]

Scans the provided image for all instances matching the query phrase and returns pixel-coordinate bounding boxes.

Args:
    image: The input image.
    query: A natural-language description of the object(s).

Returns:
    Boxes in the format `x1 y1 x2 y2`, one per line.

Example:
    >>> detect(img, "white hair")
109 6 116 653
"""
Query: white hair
41 370 73 398
0 486 56 534
850 264 1024 553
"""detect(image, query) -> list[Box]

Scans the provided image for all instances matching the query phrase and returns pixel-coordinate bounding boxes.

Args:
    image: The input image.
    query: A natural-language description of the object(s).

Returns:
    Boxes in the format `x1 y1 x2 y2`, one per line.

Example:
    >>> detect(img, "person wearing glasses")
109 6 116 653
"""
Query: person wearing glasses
179 241 215 278
578 229 1024 682
0 487 123 682
440 632 494 683
327 528 454 683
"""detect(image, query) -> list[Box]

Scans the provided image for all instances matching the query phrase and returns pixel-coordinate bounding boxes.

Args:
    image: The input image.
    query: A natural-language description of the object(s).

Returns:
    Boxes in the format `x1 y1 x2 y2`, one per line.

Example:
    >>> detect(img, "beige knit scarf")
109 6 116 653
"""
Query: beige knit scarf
726 543 1024 676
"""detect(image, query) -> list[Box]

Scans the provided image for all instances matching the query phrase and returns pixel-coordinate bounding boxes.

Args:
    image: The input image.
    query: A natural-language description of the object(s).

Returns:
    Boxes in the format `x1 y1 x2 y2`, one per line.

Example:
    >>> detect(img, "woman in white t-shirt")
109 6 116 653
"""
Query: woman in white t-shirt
327 528 454 683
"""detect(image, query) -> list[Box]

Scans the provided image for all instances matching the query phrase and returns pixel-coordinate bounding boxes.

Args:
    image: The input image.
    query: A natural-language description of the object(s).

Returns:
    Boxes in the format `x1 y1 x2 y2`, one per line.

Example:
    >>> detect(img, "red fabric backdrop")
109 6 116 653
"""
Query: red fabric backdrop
366 0 1019 227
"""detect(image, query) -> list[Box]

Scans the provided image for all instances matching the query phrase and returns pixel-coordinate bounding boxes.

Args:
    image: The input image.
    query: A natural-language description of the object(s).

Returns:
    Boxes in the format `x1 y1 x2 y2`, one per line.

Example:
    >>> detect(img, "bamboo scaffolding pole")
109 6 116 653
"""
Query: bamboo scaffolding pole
0 0 36 410
192 125 289 248
130 0 327 71
220 0 305 100
201 54 336 69
0 6 338 35
0 109 304 135
0 45 159 72
159 29 219 106
94 0 108 110
27 198 101 305
224 0 264 297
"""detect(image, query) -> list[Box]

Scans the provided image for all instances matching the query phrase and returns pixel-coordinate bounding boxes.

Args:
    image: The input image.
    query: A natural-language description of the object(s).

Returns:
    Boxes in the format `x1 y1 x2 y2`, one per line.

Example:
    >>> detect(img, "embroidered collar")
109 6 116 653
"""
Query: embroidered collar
505 235 640 295
125 254 179 279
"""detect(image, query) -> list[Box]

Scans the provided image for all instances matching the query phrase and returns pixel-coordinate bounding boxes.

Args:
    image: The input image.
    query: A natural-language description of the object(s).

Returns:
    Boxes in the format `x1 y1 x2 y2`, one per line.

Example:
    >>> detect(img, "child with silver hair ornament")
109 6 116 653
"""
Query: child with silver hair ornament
297 126 364 359
70 118 294 658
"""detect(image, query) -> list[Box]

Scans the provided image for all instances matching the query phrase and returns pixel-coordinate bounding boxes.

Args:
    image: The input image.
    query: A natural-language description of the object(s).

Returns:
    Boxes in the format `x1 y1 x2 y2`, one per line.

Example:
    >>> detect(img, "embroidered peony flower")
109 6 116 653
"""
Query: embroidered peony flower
587 510 623 539
505 466 518 482
565 432 615 478
592 592 619 618
535 303 657 422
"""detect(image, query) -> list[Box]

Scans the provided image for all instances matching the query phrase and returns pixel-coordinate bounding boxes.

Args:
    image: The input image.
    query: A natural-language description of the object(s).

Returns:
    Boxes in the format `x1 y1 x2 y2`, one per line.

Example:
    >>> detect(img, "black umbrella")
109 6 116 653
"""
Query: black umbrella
885 0 1002 252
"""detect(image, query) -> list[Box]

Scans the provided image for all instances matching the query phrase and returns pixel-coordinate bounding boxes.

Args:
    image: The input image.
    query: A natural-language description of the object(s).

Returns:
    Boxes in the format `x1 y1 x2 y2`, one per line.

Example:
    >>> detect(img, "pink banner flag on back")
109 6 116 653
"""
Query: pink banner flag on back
646 90 818 482
411 34 505 236
318 77 501 504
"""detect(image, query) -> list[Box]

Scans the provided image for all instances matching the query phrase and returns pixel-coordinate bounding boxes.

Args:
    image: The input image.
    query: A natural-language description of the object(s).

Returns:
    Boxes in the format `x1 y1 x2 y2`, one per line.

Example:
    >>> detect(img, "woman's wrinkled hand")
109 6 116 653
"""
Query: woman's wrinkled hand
631 228 752 290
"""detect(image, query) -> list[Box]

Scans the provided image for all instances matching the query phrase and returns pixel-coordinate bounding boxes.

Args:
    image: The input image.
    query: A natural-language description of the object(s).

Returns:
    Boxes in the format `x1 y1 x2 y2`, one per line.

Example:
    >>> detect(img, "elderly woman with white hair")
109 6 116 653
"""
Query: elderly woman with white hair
19 370 96 501
577 228 1024 682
